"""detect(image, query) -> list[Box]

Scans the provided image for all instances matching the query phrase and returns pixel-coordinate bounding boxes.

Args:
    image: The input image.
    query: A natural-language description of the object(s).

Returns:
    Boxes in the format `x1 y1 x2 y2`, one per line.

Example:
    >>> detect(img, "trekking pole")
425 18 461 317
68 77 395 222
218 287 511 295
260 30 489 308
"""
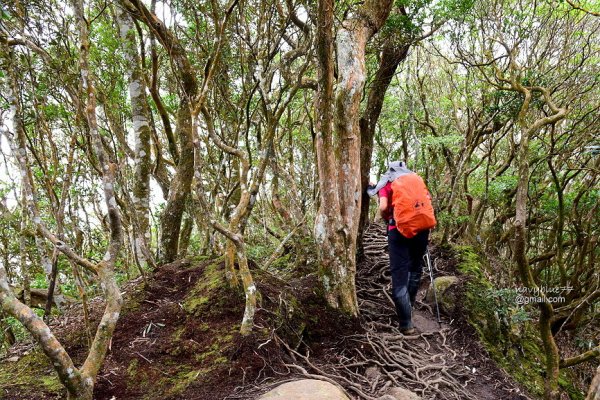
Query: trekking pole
425 249 442 327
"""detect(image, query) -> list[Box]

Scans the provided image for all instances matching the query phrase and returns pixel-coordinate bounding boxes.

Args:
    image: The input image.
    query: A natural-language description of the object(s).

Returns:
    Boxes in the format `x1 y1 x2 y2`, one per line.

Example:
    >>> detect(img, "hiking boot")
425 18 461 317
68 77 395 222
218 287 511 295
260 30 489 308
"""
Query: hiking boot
399 327 417 335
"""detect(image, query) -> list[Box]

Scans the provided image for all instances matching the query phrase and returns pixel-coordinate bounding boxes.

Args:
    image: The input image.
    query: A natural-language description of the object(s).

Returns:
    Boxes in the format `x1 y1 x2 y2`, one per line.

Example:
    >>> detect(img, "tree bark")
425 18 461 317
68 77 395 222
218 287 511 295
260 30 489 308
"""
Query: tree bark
0 276 91 398
314 0 394 314
511 79 568 400
121 0 199 264
72 0 125 395
0 7 126 395
117 7 154 271
587 366 600 400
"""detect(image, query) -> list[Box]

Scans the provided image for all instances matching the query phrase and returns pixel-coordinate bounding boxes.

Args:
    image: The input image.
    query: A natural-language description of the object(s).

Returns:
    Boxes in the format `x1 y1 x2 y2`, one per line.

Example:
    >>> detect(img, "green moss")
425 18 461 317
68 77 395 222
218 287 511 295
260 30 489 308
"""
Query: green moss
455 246 534 390
183 295 209 314
182 257 234 317
171 327 185 342
191 326 236 365
127 359 139 379
454 245 488 282
212 356 228 365
168 369 202 395
453 245 585 398
559 370 585 400
0 350 65 396
40 375 63 392
558 369 585 400
198 322 210 332
121 289 144 313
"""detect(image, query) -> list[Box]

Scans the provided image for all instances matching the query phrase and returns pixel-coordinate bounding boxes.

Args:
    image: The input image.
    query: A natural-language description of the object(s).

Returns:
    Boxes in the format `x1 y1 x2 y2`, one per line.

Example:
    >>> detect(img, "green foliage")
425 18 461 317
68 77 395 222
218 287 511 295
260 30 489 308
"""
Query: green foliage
2 316 30 347
485 90 523 120
436 211 470 226
247 241 276 263
31 273 48 289
469 171 518 206
385 0 476 38
421 134 463 151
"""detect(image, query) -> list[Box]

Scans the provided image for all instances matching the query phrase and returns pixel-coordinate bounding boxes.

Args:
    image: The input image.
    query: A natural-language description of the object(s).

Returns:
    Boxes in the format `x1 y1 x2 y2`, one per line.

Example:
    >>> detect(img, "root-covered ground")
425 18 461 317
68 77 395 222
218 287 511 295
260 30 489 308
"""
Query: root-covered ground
1 223 531 399
231 223 530 400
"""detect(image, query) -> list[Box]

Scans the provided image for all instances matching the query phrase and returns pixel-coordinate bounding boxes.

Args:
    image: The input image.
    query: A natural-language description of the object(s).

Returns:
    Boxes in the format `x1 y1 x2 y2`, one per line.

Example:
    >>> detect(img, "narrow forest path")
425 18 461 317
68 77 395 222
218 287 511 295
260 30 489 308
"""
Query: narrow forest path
260 222 533 400
353 222 530 399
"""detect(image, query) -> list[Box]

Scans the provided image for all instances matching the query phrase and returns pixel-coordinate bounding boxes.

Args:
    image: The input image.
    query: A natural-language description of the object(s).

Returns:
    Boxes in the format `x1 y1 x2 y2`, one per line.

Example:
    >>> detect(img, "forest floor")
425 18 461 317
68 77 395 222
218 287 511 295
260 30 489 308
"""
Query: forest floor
1 223 533 400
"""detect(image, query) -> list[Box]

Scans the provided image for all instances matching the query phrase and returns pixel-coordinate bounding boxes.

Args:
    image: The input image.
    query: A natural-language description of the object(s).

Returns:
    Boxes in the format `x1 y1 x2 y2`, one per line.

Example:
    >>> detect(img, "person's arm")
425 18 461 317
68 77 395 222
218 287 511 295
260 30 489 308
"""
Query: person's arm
379 196 389 220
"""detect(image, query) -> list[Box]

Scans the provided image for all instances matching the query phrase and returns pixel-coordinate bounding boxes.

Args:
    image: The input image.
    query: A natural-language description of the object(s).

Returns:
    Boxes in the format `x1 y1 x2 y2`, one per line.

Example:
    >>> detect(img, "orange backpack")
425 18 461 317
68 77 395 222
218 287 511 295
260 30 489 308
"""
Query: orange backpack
391 173 436 238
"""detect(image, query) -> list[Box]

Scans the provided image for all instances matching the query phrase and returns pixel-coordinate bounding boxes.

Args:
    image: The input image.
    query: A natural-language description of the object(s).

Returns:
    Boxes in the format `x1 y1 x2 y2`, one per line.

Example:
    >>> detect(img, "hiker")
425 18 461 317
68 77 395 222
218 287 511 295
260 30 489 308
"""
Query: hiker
367 161 436 334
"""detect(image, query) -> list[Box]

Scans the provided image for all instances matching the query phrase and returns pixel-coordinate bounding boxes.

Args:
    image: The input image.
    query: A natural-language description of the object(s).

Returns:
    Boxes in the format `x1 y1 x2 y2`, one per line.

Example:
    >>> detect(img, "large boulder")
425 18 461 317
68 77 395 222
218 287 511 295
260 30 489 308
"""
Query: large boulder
258 379 350 400
425 275 459 314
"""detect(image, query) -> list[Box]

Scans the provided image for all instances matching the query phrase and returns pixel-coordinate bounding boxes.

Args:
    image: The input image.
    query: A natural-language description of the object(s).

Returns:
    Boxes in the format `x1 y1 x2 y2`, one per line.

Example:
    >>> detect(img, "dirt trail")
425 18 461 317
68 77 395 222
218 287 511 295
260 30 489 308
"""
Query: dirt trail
270 222 532 400
348 222 532 399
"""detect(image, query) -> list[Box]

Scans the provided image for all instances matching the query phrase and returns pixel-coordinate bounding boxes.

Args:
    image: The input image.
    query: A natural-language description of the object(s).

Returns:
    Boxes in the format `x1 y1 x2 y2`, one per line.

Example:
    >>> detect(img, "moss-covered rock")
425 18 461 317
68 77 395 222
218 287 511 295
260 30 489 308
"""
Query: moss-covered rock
425 275 459 314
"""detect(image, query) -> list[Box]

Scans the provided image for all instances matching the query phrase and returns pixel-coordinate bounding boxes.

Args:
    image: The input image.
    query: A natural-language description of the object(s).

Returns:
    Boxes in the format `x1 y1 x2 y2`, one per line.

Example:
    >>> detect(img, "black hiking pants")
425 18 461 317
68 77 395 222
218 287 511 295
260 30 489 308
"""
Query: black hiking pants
387 228 429 329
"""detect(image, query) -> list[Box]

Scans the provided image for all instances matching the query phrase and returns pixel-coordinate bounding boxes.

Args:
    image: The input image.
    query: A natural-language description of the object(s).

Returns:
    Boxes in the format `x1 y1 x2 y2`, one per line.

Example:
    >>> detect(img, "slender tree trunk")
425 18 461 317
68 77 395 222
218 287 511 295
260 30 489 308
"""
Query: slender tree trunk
0 276 92 398
72 0 125 396
511 83 568 399
159 102 195 263
19 200 30 306
178 213 193 258
120 0 199 264
117 7 154 270
1 29 93 400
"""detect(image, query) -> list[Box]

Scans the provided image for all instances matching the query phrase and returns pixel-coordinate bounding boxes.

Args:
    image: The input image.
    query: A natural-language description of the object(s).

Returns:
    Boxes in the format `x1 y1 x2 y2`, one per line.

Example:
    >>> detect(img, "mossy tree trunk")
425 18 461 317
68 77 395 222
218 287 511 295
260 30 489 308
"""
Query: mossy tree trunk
357 31 410 247
509 70 568 400
117 7 154 272
314 0 394 315
119 0 199 265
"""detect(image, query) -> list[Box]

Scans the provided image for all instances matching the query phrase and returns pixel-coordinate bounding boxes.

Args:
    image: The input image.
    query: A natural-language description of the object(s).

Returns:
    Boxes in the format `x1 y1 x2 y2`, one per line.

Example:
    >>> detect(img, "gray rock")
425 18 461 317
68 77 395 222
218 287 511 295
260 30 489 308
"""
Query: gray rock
259 379 350 400
6 356 19 362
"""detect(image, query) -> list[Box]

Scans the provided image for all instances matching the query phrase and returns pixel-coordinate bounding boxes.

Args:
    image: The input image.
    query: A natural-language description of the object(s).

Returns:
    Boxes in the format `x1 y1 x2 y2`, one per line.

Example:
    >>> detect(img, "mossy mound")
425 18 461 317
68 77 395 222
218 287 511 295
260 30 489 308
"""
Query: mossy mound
453 245 584 399
0 350 64 399
0 258 247 400
426 275 459 314
103 257 248 400
0 255 331 400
